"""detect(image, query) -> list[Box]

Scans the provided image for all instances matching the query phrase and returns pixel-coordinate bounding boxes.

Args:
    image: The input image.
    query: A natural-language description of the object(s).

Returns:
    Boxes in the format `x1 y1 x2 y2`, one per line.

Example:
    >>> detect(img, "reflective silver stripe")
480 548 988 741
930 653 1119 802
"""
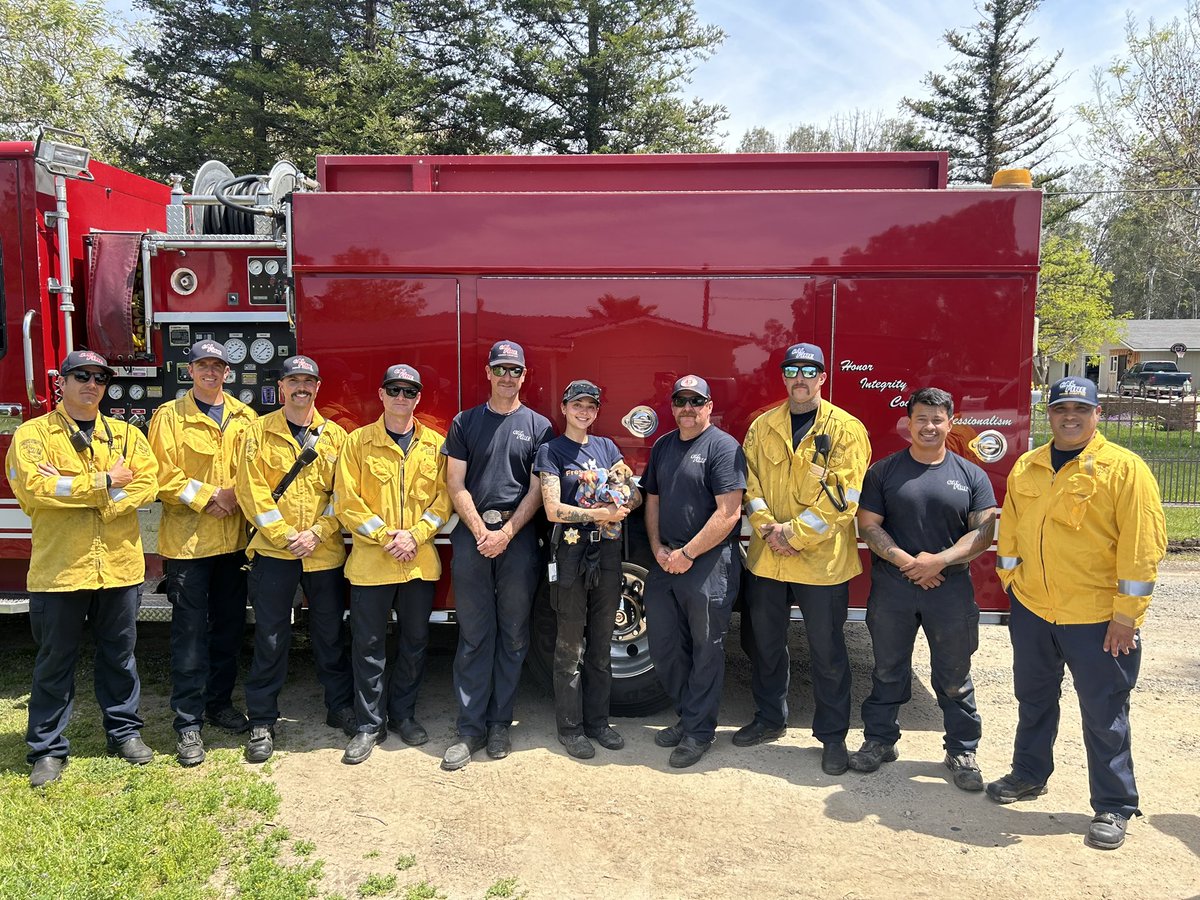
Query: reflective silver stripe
357 515 385 537
997 556 1021 570
1117 579 1154 597
55 477 74 497
845 487 861 503
254 509 284 528
799 509 829 534
421 511 445 529
323 502 334 517
8 468 16 481
178 478 205 505
746 498 768 514
109 489 129 503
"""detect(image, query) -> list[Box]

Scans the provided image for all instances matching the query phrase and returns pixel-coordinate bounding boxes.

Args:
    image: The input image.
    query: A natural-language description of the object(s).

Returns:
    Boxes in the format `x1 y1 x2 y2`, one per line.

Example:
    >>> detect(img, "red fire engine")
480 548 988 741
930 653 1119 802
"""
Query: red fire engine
0 129 1042 714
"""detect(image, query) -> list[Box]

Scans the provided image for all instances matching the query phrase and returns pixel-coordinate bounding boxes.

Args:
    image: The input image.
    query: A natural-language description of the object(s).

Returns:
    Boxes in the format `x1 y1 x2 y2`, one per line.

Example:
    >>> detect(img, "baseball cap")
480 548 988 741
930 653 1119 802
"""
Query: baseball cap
60 349 114 375
382 363 422 389
671 374 711 400
781 343 825 372
189 339 228 364
562 380 601 404
1048 377 1099 407
488 340 526 367
280 355 320 379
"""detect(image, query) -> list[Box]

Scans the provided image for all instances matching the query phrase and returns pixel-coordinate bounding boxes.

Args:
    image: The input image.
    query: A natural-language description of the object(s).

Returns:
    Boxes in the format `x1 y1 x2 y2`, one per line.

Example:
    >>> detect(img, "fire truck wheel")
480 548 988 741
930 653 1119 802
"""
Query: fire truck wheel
527 561 672 717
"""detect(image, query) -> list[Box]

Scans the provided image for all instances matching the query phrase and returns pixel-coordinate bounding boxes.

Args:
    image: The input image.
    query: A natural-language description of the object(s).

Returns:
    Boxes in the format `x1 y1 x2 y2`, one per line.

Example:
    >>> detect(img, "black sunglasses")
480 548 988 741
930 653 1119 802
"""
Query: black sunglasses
782 364 822 379
69 370 110 385
384 384 420 398
672 395 709 408
490 365 525 378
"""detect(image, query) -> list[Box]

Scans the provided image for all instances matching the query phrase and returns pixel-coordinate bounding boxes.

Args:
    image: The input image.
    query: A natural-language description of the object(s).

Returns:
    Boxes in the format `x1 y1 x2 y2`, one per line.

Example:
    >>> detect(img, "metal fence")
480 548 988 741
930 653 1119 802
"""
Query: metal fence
1030 393 1200 503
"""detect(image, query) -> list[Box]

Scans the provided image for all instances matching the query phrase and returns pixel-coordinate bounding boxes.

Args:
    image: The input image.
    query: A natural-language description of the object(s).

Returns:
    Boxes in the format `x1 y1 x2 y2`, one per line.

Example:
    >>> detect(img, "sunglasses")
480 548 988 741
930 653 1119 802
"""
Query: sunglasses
783 365 822 379
69 370 110 385
490 365 525 378
672 395 709 408
384 384 420 398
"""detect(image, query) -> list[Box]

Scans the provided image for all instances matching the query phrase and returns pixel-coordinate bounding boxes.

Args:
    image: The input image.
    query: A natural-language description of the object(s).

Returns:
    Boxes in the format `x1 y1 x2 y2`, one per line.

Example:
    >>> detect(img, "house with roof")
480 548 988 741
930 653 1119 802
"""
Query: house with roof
1069 319 1200 393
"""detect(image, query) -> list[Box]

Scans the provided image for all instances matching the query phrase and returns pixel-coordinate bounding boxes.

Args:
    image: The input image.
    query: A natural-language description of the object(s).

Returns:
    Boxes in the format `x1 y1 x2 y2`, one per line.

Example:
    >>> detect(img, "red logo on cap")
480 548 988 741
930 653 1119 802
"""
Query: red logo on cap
680 376 699 388
80 351 103 364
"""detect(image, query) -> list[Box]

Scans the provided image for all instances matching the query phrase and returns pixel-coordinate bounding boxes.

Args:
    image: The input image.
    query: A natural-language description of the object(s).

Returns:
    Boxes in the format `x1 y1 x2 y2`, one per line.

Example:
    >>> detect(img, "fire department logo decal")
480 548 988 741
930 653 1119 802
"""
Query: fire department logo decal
968 430 1008 464
621 405 658 438
20 440 45 462
243 435 259 460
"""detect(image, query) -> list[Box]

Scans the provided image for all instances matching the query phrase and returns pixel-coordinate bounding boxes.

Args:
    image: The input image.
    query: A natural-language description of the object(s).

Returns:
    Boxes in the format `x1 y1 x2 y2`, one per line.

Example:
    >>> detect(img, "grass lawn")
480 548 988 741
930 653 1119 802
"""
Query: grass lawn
0 627 322 900
1165 505 1200 541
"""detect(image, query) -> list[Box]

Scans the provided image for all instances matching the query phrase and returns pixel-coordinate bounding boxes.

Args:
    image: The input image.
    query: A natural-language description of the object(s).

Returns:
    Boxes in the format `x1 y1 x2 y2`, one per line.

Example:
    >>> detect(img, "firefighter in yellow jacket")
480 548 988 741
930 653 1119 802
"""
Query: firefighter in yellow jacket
988 377 1166 852
235 355 353 763
7 350 159 787
334 363 452 764
149 339 257 767
736 342 871 777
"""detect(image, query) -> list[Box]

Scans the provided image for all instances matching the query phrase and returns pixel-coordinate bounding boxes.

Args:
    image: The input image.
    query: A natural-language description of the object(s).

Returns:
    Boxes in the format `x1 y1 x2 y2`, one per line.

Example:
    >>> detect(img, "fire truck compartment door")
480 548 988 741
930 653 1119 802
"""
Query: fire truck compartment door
292 275 460 434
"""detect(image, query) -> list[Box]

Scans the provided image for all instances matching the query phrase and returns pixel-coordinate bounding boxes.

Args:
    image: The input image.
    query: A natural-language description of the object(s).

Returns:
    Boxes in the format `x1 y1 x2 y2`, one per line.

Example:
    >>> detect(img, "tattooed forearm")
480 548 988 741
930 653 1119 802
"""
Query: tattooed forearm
860 523 903 562
559 507 596 523
965 508 997 558
625 486 643 511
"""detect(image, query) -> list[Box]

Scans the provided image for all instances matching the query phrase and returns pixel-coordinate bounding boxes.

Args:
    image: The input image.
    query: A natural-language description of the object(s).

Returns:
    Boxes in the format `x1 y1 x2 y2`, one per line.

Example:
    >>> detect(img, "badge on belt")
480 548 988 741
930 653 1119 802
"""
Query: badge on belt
564 528 580 545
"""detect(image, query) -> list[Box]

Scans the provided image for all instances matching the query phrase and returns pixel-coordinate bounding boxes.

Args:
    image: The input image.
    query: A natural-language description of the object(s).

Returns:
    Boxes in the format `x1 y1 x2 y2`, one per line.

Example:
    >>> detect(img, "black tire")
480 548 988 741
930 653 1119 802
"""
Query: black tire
527 560 672 718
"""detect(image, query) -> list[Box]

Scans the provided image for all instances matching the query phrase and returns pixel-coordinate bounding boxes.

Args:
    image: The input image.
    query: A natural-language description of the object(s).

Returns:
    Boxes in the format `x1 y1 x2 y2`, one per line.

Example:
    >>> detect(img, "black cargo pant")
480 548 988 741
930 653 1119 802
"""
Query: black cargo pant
26 585 144 764
165 551 248 734
552 535 622 737
645 543 740 743
244 555 353 727
743 573 851 743
349 580 436 734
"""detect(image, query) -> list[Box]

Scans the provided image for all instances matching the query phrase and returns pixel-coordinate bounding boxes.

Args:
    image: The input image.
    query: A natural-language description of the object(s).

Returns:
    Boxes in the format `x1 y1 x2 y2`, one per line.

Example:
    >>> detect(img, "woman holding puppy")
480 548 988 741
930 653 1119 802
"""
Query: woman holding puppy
534 380 642 760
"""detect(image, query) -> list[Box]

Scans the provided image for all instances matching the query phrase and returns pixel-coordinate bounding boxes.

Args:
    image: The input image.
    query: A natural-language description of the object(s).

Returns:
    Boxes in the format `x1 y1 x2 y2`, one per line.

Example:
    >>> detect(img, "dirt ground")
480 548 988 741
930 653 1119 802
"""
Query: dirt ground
255 558 1200 900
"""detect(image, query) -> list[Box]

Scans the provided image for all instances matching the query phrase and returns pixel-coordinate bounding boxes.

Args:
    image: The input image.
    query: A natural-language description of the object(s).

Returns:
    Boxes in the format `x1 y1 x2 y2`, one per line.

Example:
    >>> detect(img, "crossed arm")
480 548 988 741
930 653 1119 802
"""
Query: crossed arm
857 506 997 589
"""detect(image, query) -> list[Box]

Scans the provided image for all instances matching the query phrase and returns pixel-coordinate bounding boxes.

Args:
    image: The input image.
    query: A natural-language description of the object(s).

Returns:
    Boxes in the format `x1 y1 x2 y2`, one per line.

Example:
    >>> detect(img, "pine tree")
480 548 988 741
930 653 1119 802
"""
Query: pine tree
904 0 1064 184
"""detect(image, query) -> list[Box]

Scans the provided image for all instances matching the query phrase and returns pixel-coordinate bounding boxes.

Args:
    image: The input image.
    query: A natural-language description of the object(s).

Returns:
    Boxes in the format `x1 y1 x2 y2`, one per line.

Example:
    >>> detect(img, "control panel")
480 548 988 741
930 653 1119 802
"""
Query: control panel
99 321 296 424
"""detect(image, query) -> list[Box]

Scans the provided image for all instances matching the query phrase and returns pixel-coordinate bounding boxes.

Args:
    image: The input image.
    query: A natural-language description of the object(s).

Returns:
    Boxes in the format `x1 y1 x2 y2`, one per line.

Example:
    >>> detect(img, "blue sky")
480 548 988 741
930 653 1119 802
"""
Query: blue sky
690 0 1191 157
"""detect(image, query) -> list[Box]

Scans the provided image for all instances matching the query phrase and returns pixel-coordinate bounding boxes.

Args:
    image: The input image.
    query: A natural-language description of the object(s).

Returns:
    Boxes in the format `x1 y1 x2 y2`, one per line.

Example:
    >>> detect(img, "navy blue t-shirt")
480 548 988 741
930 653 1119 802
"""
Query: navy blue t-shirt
442 403 554 511
642 426 747 551
859 449 996 583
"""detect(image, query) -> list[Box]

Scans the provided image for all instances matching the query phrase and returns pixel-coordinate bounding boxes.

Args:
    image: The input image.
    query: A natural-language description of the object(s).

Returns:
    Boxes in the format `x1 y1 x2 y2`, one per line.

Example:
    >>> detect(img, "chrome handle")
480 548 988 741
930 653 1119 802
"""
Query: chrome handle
22 310 45 408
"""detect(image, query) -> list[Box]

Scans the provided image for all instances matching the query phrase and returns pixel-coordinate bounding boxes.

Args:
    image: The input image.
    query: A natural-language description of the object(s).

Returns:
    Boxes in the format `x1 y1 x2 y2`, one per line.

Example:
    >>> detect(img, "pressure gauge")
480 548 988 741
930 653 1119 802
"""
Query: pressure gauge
264 259 281 276
248 259 264 276
250 338 275 364
128 384 146 401
176 389 188 399
107 383 125 400
223 338 247 364
239 389 255 404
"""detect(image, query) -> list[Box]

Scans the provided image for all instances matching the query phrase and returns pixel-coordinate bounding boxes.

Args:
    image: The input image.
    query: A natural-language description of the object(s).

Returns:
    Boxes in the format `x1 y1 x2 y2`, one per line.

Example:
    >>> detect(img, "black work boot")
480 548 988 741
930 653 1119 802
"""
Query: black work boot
848 740 897 773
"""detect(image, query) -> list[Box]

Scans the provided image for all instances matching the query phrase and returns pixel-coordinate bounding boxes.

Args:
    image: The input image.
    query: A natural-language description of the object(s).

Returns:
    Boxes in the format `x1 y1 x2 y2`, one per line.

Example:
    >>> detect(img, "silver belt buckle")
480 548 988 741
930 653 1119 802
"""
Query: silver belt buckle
589 529 602 543
481 509 503 526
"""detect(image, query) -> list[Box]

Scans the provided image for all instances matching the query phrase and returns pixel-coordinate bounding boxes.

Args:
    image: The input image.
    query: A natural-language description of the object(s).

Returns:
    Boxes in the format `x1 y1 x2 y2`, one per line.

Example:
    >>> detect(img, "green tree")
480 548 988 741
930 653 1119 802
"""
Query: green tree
120 0 366 179
0 0 134 161
1079 2 1200 318
1035 234 1124 385
904 0 1065 184
476 0 727 153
